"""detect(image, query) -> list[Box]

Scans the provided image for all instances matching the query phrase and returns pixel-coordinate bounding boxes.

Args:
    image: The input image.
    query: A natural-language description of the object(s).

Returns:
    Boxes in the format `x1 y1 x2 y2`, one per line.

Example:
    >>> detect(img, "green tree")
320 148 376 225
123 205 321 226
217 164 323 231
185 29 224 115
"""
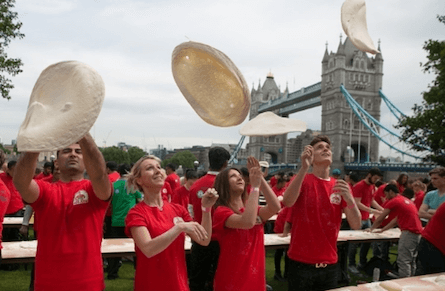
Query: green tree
100 146 130 164
0 143 10 154
162 150 197 169
396 15 445 166
128 146 146 164
0 0 24 100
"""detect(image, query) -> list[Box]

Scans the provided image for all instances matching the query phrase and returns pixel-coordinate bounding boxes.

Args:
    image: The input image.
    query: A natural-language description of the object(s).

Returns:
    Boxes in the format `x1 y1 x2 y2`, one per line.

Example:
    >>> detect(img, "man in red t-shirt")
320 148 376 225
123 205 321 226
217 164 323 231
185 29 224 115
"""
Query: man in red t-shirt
13 134 112 291
418 202 445 274
369 184 423 277
282 135 361 291
34 162 53 180
165 163 181 193
348 168 384 274
189 147 230 291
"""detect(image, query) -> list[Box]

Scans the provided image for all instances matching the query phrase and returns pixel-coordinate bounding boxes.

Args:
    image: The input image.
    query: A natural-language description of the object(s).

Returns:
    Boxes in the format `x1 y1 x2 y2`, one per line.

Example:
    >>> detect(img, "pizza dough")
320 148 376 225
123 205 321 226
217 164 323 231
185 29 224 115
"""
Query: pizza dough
239 112 306 136
17 61 105 152
341 0 379 54
379 281 403 291
435 275 445 286
172 41 250 127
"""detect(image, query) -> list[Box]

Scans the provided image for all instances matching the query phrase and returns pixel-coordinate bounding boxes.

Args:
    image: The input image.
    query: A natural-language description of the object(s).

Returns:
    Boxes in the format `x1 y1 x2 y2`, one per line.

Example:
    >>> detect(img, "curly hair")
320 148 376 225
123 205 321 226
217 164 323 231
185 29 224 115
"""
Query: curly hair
126 155 162 192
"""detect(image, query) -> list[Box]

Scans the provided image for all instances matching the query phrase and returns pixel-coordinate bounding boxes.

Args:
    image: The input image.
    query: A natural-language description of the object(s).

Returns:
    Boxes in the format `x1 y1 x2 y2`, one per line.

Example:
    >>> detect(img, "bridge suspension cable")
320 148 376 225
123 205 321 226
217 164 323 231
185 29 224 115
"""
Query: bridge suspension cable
340 85 430 160
378 90 407 121
228 135 246 164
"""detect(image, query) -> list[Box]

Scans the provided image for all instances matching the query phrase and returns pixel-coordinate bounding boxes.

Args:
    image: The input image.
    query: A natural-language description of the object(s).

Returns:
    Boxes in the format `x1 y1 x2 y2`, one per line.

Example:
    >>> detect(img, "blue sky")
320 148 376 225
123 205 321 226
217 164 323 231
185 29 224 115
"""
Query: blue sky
2 0 444 160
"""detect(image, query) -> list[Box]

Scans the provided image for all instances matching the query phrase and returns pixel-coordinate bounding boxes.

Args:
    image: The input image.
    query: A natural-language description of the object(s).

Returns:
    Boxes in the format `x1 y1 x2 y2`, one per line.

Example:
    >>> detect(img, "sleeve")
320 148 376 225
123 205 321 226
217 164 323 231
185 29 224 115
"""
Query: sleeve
175 203 193 223
383 198 395 211
423 192 432 207
285 206 293 223
212 206 235 239
125 206 147 238
31 179 52 210
352 183 362 198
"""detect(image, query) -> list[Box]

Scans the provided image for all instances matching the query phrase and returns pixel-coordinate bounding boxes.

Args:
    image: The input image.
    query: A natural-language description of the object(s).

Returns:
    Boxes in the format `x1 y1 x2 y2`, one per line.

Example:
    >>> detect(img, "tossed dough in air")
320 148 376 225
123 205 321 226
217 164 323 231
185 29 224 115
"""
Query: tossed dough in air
240 112 306 137
341 0 379 54
172 41 250 127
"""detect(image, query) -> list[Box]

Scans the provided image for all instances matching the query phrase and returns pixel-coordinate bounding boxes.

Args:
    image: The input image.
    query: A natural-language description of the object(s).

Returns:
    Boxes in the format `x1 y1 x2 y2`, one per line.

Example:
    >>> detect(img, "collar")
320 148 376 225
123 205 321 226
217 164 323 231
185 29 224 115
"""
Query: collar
207 171 219 175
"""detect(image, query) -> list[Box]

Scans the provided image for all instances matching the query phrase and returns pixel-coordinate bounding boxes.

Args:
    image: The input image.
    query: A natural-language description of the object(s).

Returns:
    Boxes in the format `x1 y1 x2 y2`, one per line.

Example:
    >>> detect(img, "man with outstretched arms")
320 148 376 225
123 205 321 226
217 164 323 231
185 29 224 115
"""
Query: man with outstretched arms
13 133 112 291
282 135 361 291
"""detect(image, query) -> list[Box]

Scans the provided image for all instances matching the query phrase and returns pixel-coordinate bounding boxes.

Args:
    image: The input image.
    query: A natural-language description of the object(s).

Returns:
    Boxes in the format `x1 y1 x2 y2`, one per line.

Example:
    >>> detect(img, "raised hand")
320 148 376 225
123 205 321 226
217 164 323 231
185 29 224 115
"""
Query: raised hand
247 156 260 171
333 179 354 204
300 145 313 169
201 188 219 208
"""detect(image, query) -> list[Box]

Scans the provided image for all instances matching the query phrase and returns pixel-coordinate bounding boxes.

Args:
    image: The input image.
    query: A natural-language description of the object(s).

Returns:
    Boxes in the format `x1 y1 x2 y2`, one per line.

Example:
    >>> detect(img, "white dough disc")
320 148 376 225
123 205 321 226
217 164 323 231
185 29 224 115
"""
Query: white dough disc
239 112 306 136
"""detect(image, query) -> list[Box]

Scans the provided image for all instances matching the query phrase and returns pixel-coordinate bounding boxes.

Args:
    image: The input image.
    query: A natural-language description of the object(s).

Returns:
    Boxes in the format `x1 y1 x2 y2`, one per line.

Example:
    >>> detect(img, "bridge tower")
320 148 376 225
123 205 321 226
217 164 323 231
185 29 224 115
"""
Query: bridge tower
321 36 383 170
246 72 288 164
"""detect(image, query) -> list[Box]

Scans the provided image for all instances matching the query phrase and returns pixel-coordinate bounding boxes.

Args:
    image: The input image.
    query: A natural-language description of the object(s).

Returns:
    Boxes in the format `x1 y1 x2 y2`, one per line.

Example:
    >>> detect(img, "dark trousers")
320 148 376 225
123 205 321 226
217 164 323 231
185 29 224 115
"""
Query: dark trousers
3 209 25 242
348 219 371 267
106 226 126 279
417 237 445 275
274 248 289 277
288 259 338 291
189 241 220 291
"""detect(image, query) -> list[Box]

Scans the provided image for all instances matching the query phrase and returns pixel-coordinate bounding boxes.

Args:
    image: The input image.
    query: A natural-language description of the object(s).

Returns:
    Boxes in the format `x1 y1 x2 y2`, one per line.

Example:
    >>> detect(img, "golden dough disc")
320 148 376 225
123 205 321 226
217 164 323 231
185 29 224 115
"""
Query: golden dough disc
17 61 105 152
172 41 250 127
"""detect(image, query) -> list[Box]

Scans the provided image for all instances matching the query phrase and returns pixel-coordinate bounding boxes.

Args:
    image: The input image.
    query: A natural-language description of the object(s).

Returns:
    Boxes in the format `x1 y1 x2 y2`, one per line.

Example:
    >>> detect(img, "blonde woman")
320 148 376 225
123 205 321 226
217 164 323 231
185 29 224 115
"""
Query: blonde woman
125 155 218 291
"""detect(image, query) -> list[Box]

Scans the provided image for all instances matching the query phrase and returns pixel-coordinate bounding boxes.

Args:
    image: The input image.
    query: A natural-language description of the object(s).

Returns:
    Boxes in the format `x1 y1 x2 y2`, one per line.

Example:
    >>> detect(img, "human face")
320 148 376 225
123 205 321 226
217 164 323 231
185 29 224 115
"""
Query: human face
400 175 408 184
384 190 395 200
430 174 445 189
228 169 245 195
312 141 332 166
136 159 165 190
57 144 84 174
43 166 52 175
367 174 381 185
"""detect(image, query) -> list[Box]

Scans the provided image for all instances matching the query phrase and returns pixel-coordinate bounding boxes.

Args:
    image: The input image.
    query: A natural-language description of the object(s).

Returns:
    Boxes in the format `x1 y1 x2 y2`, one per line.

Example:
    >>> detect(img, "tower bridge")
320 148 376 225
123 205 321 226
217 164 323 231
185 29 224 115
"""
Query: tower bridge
243 36 434 175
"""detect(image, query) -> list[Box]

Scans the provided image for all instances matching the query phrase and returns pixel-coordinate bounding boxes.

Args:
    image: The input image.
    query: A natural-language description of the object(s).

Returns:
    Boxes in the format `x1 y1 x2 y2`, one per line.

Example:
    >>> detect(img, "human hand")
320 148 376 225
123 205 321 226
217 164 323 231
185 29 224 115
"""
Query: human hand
177 222 209 241
249 166 262 189
278 233 289 238
247 156 260 171
19 225 29 238
201 188 219 208
372 209 382 217
364 228 372 233
300 145 313 169
333 179 353 201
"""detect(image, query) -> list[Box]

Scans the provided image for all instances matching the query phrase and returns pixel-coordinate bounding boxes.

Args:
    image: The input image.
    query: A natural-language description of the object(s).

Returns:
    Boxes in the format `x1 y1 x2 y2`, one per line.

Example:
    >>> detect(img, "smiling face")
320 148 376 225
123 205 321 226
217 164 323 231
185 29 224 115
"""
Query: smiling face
228 169 245 195
312 141 332 167
136 158 165 191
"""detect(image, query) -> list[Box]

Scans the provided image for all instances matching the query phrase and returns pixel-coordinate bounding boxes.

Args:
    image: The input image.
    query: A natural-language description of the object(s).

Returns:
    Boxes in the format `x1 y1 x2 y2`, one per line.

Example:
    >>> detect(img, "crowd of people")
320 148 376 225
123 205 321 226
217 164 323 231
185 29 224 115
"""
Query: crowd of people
0 134 444 291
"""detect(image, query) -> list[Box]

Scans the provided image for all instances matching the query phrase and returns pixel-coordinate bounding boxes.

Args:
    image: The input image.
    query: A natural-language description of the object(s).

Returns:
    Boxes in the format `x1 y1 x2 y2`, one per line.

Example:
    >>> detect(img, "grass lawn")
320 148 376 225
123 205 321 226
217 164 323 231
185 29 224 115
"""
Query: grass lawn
0 245 398 291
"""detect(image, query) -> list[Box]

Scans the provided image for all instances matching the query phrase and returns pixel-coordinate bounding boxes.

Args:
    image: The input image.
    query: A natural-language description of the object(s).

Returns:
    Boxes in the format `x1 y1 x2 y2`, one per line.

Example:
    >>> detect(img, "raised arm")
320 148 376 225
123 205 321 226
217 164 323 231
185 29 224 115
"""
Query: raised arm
13 152 40 204
78 133 111 201
192 188 219 246
282 145 312 207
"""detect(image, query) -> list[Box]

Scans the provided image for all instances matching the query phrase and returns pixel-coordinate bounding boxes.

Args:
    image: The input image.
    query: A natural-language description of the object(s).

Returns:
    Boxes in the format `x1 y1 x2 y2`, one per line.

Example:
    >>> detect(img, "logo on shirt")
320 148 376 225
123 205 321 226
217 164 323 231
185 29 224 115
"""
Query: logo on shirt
197 190 204 199
330 193 341 205
173 217 184 225
114 189 120 194
73 190 89 205
162 188 167 194
404 199 410 205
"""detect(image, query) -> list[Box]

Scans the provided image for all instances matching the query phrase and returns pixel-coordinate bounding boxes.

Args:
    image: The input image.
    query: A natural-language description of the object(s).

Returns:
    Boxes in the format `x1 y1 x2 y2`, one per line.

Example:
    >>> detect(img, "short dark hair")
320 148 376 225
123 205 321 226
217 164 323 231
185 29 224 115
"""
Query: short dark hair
117 163 131 177
106 161 118 171
208 147 230 171
166 163 177 171
368 167 383 177
402 188 414 199
349 173 359 183
7 160 17 169
429 167 445 177
384 184 399 194
240 167 249 178
310 135 331 147
185 169 199 180
43 162 52 169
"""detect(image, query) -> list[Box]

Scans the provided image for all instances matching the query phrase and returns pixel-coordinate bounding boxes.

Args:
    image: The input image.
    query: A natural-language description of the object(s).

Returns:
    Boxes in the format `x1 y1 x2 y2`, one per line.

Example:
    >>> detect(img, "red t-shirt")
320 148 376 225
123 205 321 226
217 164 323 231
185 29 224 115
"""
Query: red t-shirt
172 185 190 210
189 173 217 223
414 191 426 210
288 174 346 264
383 194 423 234
0 172 24 214
125 202 192 291
274 207 291 233
108 172 120 183
31 179 110 291
272 185 286 207
374 184 387 207
161 182 173 202
212 206 265 291
165 172 181 192
34 172 53 180
269 176 277 188
422 202 445 255
0 179 11 249
352 180 376 220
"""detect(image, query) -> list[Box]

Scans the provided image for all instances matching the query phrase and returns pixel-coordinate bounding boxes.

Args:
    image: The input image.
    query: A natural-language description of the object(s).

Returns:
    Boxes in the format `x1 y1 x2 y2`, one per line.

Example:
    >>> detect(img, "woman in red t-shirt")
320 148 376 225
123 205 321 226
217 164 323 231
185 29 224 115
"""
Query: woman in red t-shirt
124 156 218 291
412 180 426 211
396 173 409 195
212 157 280 291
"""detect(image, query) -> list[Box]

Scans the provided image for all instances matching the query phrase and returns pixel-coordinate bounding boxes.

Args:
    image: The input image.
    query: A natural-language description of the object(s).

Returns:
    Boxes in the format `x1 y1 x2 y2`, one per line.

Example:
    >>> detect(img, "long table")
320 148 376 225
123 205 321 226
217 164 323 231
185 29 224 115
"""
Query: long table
2 217 34 228
1 228 401 264
328 272 445 290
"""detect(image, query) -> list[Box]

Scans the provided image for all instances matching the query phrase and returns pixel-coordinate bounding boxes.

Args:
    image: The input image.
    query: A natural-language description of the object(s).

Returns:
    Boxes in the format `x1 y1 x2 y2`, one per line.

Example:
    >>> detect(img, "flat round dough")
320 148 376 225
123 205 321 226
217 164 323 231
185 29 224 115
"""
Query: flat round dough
172 41 250 127
17 61 105 152
379 281 403 291
240 112 306 136
341 0 379 54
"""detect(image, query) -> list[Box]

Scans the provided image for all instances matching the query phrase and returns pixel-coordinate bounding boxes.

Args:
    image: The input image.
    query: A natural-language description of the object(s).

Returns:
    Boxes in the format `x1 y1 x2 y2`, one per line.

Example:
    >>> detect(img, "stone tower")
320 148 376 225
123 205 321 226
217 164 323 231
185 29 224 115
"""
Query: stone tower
246 73 288 163
321 36 383 169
